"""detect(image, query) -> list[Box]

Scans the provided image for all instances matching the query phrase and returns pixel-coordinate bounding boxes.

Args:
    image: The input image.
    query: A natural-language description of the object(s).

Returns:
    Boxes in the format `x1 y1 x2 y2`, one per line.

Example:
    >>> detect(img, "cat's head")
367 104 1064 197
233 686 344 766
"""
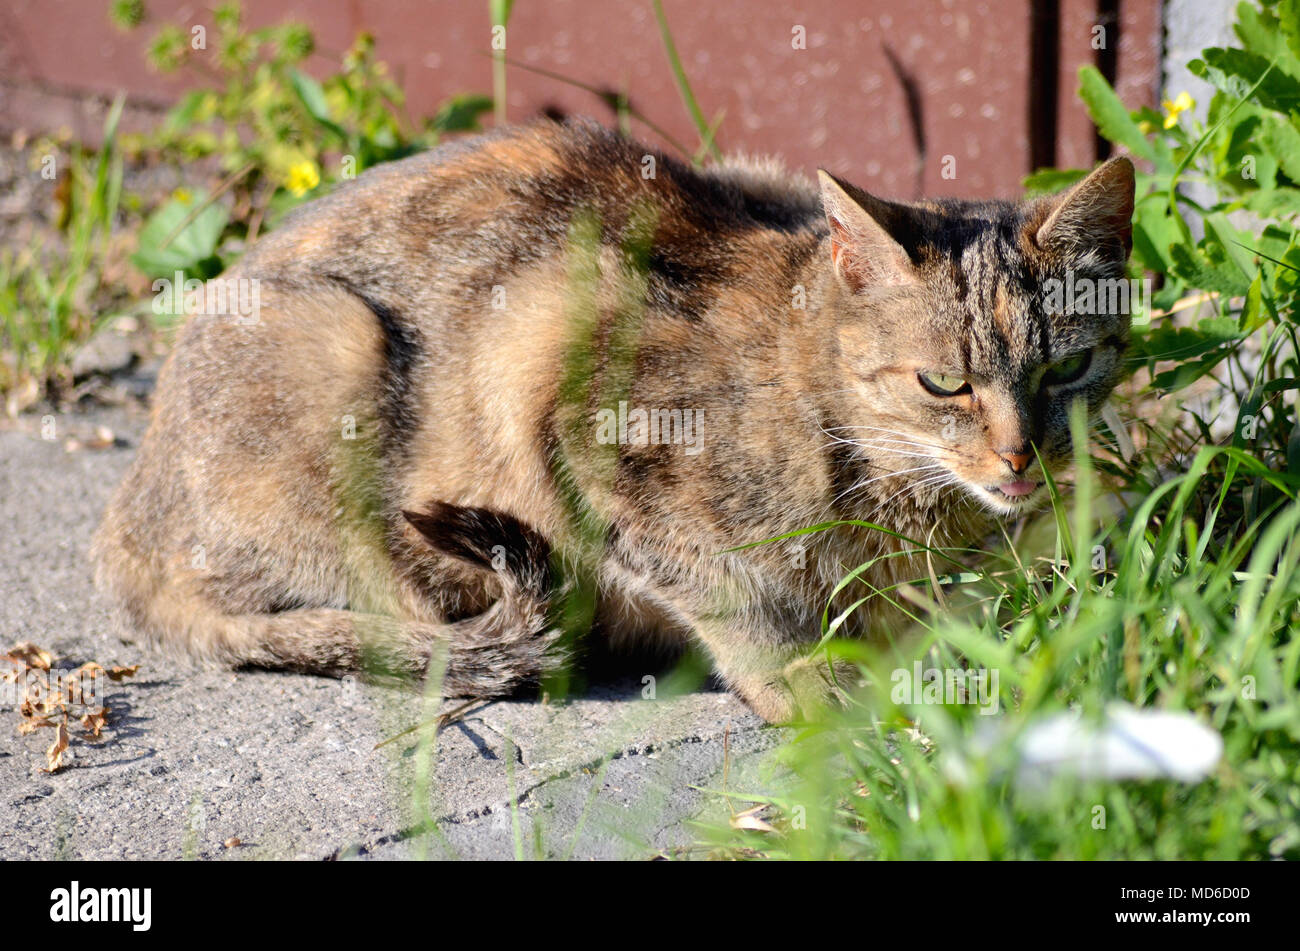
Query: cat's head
818 158 1135 516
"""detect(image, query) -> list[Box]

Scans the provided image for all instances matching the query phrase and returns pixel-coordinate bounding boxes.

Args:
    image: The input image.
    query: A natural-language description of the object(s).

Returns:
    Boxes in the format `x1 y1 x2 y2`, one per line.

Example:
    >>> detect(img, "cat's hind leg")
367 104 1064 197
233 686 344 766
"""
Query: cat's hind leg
93 495 564 697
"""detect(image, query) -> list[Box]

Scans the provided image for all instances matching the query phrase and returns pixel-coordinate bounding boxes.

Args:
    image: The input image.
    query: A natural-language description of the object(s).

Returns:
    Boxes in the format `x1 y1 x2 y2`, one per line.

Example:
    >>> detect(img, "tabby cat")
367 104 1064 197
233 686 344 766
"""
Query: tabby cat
92 119 1134 723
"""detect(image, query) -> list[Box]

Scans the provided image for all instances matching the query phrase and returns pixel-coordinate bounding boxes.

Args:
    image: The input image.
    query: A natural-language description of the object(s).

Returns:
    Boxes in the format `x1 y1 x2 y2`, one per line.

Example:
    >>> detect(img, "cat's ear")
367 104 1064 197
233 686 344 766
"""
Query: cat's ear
817 170 919 292
1032 156 1135 259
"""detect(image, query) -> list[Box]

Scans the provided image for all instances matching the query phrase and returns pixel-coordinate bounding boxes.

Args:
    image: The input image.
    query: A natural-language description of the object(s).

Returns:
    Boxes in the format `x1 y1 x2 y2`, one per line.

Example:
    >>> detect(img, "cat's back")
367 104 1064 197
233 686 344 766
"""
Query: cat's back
234 118 823 288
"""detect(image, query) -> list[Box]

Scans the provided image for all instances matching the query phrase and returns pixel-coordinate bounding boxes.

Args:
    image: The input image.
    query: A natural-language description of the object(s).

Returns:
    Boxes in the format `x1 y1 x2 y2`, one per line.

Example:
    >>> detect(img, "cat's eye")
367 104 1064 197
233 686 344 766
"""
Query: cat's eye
1043 350 1093 386
917 371 972 397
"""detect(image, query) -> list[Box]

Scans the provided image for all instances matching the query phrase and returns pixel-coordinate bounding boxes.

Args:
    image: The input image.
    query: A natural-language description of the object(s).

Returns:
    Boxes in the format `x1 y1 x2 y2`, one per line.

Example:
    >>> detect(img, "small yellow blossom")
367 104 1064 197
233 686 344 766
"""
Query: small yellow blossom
171 187 192 204
1137 120 1154 135
1162 91 1195 129
286 160 320 197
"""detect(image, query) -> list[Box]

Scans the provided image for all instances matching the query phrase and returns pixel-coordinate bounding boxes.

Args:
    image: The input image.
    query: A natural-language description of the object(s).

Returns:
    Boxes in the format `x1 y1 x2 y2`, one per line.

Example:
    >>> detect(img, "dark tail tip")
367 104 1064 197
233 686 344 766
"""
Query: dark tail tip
403 501 552 597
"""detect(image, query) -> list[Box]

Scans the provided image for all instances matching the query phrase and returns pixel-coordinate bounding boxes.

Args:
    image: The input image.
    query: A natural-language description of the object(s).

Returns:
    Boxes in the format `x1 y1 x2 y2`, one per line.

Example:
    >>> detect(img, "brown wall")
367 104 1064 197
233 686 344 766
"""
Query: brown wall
0 0 1161 199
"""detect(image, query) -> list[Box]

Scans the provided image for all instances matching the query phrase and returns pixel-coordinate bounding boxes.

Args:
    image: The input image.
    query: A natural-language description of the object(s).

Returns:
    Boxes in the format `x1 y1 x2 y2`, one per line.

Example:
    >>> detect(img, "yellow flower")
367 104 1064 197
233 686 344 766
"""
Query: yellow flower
171 187 192 204
1161 91 1195 129
286 160 320 197
1137 120 1154 135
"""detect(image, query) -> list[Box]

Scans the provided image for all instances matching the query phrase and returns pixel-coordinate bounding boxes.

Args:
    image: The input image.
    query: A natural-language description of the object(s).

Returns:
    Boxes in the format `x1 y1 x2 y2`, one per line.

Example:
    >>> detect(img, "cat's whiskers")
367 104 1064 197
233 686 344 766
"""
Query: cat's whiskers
829 425 951 452
832 463 945 507
855 473 952 521
818 428 872 452
818 428 941 469
823 438 937 463
823 438 967 517
854 463 945 491
856 436 943 450
816 428 962 502
839 461 966 514
867 447 949 464
820 426 944 459
887 469 964 505
855 441 944 461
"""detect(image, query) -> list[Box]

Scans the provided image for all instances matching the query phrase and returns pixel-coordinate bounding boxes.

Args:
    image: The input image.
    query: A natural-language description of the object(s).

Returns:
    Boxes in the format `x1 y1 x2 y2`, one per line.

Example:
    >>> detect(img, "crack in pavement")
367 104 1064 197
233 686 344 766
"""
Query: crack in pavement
321 722 772 859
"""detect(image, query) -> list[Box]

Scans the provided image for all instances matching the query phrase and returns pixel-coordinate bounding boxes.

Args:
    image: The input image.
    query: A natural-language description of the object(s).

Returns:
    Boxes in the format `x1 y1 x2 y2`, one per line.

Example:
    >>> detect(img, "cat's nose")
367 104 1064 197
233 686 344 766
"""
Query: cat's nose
997 448 1033 474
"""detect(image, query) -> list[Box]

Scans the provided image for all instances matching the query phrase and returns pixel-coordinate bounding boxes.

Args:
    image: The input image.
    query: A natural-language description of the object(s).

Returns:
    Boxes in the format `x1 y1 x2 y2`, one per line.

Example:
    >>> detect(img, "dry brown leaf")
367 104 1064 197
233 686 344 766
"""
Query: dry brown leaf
4 376 38 417
20 685 64 718
45 720 69 772
62 679 84 706
64 426 115 453
80 706 109 738
9 651 137 771
67 662 104 704
31 691 66 717
729 805 777 834
17 716 57 736
730 814 777 834
6 642 53 671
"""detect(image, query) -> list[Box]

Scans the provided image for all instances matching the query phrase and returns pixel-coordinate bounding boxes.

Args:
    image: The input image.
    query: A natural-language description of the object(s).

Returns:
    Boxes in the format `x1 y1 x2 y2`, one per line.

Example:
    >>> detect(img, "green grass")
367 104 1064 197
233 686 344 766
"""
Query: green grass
686 0 1300 862
3 0 1295 862
691 357 1300 860
0 97 125 400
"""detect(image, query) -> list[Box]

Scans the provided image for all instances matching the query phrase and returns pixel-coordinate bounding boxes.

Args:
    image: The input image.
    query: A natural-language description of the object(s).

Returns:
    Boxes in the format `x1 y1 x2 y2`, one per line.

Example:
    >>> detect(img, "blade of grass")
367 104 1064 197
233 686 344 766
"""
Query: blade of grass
651 0 722 163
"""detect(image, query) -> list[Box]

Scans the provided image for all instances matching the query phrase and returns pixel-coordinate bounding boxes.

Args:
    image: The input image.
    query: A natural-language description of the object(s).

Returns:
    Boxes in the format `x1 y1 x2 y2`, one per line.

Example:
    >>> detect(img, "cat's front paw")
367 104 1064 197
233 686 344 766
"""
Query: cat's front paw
736 655 855 724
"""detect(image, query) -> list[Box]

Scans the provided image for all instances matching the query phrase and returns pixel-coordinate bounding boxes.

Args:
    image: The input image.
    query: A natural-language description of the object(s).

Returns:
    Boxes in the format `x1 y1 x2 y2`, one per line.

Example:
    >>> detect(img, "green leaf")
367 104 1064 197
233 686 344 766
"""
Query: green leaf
1168 243 1252 297
289 67 329 118
1288 420 1300 477
1135 316 1242 363
131 192 229 279
1133 319 1242 391
1222 113 1278 187
430 94 494 134
289 68 349 142
1206 211 1258 280
1281 0 1300 65
1077 65 1154 161
1149 357 1231 394
1131 195 1188 272
1257 115 1300 184
162 91 214 136
1235 2 1291 66
1239 270 1264 336
1022 167 1087 196
1191 48 1300 114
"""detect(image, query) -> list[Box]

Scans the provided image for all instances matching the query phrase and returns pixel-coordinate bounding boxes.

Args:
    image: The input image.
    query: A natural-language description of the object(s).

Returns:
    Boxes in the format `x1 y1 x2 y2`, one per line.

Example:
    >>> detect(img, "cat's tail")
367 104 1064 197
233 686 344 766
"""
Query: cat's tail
94 501 565 698
398 500 566 695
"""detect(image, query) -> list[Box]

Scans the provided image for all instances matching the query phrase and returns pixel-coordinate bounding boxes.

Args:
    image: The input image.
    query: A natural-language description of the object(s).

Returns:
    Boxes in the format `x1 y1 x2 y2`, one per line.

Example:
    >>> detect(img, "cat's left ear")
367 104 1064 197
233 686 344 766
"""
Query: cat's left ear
1031 156 1135 260
817 170 920 292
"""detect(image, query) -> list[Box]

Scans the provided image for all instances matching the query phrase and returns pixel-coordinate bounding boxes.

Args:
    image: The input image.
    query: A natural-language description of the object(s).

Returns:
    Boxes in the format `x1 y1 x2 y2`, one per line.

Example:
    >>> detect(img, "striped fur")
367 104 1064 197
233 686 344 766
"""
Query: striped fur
92 119 1133 722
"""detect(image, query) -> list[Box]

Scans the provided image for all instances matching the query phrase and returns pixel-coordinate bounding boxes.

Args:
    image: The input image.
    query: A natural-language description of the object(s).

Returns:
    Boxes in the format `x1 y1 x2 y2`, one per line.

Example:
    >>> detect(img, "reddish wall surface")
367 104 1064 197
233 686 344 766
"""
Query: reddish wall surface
0 0 1161 199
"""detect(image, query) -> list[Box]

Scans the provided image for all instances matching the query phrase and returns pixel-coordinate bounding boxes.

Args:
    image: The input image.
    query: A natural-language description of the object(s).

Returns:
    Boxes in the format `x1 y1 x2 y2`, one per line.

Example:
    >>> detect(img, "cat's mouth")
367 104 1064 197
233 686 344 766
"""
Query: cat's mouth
975 479 1044 512
994 479 1039 498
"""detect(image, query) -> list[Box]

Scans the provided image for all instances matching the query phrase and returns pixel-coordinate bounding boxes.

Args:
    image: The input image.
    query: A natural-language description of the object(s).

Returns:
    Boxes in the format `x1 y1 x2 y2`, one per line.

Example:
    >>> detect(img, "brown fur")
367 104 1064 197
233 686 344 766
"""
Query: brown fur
92 119 1134 722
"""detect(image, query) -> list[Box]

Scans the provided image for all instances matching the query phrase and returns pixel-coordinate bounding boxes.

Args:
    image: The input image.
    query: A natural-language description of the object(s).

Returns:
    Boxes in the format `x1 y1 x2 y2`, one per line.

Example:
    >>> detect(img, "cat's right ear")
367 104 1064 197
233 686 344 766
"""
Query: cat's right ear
1031 156 1135 260
817 170 919 292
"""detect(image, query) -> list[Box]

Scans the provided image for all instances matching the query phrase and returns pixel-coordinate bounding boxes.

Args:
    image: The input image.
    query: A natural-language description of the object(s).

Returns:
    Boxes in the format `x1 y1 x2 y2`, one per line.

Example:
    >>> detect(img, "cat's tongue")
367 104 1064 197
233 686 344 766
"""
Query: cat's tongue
999 480 1038 497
